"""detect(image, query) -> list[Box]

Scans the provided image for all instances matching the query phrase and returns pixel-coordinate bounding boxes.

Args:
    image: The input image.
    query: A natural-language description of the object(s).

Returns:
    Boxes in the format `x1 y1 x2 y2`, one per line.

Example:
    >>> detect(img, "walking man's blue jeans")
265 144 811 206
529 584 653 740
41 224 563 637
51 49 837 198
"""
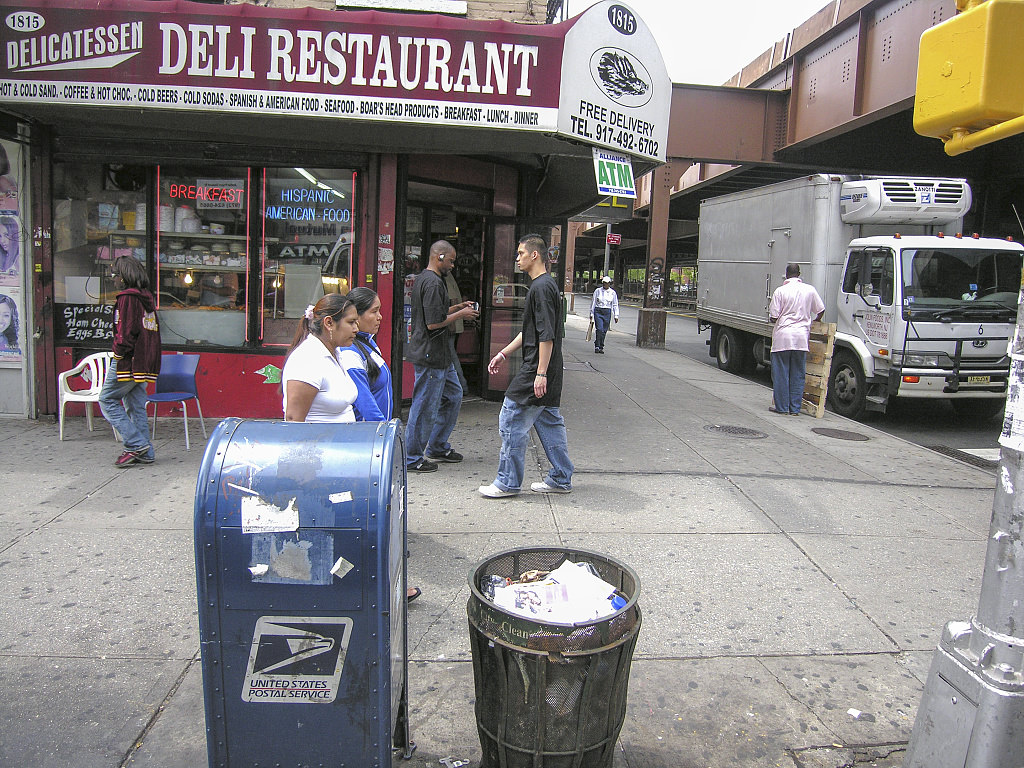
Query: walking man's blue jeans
406 362 462 464
448 334 468 393
771 349 807 414
593 307 611 350
492 396 573 492
98 362 154 458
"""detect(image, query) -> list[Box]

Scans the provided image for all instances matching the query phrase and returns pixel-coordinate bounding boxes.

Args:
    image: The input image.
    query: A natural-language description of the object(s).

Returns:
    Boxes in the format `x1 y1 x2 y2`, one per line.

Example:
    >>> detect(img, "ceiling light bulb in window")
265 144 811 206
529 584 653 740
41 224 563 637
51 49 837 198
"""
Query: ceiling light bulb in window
183 272 193 285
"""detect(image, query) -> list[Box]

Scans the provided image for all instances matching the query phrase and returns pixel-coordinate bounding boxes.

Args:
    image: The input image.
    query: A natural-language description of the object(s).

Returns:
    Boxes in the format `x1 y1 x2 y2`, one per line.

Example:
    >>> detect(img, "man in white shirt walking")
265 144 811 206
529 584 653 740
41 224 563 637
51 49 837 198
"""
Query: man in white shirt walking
768 263 825 415
589 275 619 354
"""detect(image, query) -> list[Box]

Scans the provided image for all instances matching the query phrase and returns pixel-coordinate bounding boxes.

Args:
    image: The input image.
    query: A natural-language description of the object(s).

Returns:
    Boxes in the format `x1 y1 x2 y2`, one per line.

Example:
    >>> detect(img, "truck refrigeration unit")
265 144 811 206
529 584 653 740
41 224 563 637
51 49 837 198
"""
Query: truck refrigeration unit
696 174 1024 420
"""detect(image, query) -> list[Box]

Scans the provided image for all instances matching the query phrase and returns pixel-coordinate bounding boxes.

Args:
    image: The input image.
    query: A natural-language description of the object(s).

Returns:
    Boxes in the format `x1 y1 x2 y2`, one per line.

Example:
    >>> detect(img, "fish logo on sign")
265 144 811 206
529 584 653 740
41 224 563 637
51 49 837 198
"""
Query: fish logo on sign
242 616 353 704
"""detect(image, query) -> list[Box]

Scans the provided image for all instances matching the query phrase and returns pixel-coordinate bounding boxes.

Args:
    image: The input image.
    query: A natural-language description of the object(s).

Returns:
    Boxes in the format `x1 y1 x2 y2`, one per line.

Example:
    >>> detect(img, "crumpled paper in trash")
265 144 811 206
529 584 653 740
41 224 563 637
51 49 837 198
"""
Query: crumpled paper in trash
491 561 622 623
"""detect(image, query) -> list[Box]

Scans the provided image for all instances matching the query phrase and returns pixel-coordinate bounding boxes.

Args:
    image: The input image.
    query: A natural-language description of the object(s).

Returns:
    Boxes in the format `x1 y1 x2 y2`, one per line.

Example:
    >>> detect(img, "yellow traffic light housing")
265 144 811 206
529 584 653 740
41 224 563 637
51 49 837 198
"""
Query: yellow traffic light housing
914 0 1024 155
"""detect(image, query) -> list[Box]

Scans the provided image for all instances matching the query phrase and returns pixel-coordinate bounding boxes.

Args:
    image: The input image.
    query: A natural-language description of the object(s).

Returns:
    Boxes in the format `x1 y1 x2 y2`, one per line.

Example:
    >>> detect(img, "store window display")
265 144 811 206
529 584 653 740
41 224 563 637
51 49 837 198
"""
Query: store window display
53 163 148 319
156 167 249 346
262 168 357 346
51 163 359 350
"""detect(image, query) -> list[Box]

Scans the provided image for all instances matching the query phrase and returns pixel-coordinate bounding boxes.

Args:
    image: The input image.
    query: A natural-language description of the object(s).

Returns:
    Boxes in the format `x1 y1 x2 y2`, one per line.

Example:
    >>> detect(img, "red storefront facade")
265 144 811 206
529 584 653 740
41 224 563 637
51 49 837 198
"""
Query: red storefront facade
0 0 668 418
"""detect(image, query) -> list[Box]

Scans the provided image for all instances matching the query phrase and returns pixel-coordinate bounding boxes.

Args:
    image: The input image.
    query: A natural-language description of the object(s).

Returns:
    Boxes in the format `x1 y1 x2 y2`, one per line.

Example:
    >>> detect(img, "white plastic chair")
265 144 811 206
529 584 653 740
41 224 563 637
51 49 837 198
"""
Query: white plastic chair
58 352 118 441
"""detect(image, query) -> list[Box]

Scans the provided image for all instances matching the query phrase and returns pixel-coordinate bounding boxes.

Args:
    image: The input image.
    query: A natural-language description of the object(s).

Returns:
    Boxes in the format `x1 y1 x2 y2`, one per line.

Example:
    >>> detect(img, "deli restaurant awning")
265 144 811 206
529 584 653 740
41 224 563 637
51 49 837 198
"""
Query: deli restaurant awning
0 0 670 212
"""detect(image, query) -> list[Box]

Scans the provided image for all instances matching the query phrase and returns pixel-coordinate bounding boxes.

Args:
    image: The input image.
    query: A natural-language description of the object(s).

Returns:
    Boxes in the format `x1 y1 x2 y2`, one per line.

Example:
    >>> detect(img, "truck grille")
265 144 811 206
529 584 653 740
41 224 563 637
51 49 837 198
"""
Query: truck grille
959 356 1008 369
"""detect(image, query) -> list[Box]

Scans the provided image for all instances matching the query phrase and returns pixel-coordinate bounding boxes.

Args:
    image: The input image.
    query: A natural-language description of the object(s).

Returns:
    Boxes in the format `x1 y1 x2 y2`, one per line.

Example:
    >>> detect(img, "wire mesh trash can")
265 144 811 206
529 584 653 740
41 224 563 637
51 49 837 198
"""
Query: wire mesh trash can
467 547 641 768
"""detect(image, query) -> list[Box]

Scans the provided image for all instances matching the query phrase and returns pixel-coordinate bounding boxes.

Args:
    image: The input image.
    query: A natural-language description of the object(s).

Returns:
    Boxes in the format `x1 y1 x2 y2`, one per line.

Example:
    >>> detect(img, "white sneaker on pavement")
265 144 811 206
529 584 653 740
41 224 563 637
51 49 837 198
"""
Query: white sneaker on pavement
478 483 519 498
530 481 572 494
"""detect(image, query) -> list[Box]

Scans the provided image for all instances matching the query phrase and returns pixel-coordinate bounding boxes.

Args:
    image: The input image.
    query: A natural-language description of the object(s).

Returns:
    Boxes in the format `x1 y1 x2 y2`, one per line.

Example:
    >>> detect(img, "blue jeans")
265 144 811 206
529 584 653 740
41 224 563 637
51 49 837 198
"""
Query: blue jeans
593 307 611 349
493 396 574 492
771 350 807 414
98 362 154 458
406 363 462 464
449 334 468 393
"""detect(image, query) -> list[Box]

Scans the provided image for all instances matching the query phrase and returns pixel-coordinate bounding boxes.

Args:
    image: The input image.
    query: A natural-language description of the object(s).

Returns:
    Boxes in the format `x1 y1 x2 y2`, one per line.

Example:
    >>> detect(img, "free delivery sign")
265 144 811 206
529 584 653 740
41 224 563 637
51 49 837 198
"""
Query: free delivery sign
593 147 636 198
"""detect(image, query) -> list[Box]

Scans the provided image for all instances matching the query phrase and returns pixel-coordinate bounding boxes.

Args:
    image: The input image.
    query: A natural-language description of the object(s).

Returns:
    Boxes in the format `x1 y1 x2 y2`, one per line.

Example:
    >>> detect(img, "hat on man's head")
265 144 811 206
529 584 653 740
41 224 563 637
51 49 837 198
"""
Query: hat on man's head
601 276 612 283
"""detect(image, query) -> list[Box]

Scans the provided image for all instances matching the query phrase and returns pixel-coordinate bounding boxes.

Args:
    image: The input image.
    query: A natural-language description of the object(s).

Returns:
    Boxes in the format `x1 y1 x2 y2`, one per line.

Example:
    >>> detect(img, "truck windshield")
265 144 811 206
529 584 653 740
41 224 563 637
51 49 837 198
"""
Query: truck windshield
901 247 1021 315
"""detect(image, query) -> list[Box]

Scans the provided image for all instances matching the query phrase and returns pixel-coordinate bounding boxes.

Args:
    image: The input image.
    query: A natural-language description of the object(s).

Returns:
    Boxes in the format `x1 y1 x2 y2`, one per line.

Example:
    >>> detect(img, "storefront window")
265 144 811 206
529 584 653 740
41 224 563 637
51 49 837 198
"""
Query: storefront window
487 222 523 392
486 223 562 396
156 166 249 347
53 163 148 345
261 168 357 346
52 163 358 351
402 204 425 348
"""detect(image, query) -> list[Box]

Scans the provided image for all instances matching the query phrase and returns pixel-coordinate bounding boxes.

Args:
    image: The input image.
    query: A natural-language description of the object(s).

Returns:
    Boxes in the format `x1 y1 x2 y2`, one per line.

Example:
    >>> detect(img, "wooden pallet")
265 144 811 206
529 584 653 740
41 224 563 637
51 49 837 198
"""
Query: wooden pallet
802 321 836 418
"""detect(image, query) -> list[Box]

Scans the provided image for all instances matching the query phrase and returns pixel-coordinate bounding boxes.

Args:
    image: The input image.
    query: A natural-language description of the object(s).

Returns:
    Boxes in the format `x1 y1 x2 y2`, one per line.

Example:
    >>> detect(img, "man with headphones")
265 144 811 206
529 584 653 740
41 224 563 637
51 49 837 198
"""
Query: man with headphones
404 239 479 472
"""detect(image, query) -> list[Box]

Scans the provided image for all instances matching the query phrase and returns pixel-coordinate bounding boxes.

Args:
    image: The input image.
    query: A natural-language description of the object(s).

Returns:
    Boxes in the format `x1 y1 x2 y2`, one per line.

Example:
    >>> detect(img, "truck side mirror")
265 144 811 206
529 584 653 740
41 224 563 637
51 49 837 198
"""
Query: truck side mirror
856 252 880 307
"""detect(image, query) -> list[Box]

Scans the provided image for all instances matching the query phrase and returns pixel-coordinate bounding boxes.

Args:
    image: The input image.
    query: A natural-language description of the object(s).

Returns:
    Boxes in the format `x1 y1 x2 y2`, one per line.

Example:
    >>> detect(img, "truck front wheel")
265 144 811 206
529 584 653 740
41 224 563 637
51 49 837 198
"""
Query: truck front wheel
716 327 751 374
829 351 867 420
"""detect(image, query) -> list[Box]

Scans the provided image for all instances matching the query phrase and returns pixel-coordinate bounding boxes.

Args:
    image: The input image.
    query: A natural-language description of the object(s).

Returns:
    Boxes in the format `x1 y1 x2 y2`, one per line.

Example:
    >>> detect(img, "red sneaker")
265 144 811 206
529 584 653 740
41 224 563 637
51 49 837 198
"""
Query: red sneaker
114 450 139 468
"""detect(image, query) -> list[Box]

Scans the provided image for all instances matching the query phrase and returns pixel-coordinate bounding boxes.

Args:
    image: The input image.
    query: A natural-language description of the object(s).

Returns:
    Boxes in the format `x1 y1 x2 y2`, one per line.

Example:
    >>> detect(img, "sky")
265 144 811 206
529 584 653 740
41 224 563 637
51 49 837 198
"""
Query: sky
571 0 833 85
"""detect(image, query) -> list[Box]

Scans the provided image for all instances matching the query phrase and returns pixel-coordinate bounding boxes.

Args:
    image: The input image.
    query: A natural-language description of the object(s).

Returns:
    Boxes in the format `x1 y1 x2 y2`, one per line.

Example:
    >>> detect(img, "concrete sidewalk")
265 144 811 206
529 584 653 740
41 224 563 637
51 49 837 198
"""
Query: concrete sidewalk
0 314 998 768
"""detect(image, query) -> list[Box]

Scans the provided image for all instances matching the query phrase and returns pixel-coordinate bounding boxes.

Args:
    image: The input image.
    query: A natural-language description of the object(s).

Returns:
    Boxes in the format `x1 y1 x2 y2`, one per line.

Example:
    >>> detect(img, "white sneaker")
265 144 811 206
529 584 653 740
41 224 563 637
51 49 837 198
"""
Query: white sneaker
530 481 572 494
478 483 519 498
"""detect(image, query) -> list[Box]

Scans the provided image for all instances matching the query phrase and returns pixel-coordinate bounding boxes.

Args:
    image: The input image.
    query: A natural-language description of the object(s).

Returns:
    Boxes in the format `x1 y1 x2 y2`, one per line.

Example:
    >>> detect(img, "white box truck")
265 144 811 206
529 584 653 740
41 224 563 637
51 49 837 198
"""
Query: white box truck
696 174 1024 419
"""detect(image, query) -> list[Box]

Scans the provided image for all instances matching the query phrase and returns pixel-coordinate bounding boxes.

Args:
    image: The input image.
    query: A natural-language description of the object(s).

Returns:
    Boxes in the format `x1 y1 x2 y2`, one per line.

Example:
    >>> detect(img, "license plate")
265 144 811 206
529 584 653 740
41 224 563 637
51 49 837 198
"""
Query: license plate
966 375 991 384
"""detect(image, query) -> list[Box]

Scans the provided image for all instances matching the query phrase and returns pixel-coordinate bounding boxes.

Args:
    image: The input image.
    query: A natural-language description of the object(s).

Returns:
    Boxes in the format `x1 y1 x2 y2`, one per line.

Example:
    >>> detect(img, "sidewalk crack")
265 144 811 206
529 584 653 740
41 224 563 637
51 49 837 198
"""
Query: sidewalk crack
754 657 840 750
787 742 907 768
119 651 200 767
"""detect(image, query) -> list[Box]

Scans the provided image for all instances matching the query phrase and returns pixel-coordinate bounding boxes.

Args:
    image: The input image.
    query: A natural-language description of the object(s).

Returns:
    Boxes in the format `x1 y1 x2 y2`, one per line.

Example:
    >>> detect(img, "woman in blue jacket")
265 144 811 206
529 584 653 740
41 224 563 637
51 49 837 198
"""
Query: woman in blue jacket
338 287 393 421
339 287 421 601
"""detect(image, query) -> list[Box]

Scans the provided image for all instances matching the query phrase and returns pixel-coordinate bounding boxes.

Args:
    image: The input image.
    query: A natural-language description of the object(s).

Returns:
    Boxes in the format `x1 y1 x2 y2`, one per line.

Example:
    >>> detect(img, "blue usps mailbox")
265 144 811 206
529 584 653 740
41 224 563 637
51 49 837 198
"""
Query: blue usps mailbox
194 418 413 767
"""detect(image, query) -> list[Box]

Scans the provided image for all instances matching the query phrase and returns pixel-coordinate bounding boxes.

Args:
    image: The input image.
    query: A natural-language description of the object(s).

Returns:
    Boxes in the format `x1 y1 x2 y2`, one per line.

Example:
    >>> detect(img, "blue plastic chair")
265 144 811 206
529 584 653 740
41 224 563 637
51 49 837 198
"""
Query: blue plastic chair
146 353 207 450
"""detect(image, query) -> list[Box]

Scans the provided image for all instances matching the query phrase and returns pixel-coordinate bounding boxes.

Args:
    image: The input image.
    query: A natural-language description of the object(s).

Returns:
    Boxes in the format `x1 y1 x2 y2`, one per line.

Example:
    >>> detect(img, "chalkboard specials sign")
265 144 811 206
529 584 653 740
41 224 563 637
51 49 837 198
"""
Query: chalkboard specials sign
57 304 114 343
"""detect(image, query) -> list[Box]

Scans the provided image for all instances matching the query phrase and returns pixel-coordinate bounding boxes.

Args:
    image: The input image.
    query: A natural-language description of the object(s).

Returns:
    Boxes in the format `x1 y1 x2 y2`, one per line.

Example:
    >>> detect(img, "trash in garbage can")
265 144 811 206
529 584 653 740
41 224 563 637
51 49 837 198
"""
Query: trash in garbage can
467 547 641 768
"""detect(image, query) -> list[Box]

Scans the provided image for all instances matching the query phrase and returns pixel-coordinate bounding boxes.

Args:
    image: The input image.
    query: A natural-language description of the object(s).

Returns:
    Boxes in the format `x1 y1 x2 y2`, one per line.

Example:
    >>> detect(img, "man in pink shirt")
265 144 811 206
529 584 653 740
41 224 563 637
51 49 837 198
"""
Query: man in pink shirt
768 263 825 415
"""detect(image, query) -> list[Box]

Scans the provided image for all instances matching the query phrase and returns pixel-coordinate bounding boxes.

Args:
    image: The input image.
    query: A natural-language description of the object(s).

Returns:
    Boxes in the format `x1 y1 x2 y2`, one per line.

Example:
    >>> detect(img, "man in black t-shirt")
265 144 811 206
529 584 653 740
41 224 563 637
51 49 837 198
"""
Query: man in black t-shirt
478 234 574 497
405 240 479 472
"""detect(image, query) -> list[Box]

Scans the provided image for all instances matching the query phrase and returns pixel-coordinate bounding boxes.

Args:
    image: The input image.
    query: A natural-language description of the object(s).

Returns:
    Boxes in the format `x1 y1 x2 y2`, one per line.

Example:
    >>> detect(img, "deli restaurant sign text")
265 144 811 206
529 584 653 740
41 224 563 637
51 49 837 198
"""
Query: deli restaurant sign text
0 0 562 132
0 0 670 162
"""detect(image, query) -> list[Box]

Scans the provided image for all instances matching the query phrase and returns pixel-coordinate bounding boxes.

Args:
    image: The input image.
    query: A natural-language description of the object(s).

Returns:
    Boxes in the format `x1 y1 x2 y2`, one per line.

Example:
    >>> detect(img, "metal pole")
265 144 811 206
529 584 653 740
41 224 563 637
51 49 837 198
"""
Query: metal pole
905 305 1024 767
603 224 611 277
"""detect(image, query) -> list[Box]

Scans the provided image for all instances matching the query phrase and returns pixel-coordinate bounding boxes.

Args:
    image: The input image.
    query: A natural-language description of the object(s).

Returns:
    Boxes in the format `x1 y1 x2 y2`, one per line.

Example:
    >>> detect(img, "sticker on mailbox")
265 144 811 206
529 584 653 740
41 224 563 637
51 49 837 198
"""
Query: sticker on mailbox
242 616 353 703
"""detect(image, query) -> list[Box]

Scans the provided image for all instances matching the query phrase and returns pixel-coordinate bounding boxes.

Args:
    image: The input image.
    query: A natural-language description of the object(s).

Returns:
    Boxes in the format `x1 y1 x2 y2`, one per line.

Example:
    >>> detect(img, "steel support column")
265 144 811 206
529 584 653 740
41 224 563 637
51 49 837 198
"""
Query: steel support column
637 163 674 348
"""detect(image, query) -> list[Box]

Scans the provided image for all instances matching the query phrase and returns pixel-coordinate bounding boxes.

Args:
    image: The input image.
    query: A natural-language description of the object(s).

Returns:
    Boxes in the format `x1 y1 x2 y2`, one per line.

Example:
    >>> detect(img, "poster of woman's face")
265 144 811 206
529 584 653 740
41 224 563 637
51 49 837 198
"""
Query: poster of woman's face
0 292 21 361
0 216 19 284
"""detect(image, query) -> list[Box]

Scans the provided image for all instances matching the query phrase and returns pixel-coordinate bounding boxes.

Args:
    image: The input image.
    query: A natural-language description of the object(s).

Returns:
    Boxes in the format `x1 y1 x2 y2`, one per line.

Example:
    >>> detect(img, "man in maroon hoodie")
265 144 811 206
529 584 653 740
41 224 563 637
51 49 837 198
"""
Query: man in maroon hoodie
99 256 162 467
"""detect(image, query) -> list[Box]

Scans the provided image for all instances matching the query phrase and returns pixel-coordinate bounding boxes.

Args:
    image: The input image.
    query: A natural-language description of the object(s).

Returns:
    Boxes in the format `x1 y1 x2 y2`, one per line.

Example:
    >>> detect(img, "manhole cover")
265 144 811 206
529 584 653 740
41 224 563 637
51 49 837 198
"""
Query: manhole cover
925 445 999 470
703 424 768 439
811 427 870 441
563 362 597 372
